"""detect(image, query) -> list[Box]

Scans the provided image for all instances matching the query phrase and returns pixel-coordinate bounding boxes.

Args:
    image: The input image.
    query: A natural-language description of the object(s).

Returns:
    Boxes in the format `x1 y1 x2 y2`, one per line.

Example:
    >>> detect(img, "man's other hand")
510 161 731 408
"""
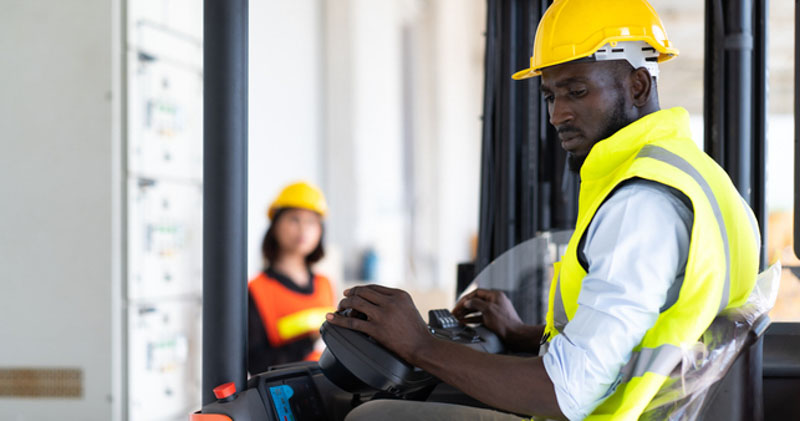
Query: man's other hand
326 285 432 363
452 289 524 344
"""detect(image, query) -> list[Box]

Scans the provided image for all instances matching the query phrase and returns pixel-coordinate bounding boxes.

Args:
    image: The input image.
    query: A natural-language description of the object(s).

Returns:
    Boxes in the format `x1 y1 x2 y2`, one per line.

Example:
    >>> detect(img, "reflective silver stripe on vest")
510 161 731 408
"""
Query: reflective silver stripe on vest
637 145 731 313
553 273 568 333
619 343 683 383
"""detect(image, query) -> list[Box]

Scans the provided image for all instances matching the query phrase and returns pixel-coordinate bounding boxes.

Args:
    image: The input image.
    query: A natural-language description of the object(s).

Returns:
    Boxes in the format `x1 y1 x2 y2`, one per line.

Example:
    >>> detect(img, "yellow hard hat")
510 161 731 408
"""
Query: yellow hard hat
268 181 328 220
512 0 679 80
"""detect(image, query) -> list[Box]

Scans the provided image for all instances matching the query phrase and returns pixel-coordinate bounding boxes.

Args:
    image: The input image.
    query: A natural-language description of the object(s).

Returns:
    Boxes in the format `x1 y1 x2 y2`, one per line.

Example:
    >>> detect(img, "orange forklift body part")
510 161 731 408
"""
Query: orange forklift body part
190 412 232 421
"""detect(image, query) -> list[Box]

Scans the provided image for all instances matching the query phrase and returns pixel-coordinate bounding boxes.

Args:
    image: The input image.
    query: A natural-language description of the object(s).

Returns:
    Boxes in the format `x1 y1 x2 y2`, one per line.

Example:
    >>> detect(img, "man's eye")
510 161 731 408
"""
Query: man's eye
569 89 586 97
543 94 554 103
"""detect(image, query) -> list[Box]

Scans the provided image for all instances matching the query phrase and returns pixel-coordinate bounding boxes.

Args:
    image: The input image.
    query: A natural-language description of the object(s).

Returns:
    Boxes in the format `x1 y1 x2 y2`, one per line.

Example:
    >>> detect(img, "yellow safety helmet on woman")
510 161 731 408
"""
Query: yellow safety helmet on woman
268 181 328 220
512 0 679 80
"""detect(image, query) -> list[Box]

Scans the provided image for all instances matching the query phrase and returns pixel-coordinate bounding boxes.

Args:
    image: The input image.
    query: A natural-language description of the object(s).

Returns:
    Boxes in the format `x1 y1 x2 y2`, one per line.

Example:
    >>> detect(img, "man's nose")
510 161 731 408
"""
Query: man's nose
549 99 574 127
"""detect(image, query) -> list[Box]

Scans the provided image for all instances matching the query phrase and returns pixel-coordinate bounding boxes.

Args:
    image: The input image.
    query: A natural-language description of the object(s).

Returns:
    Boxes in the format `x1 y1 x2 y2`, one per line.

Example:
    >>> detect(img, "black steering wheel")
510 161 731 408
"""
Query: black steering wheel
318 308 504 396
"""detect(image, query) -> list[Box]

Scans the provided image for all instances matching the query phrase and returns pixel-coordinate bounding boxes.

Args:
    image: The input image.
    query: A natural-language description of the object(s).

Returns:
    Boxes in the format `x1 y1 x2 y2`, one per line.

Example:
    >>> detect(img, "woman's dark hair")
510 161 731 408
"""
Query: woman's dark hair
261 208 325 267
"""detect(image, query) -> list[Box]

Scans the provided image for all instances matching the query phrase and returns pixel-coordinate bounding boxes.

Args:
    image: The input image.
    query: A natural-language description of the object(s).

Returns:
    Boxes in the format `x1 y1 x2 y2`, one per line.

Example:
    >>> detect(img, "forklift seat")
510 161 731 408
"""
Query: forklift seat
640 263 781 420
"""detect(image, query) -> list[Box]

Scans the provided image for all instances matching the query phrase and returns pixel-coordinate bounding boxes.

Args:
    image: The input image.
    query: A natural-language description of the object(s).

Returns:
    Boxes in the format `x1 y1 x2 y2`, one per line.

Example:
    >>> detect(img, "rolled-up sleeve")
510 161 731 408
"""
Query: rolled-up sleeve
542 181 692 420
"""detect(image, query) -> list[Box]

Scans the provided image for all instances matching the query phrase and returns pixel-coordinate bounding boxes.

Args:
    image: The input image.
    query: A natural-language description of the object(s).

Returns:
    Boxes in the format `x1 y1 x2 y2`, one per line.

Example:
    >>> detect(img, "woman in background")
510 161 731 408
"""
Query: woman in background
247 181 335 374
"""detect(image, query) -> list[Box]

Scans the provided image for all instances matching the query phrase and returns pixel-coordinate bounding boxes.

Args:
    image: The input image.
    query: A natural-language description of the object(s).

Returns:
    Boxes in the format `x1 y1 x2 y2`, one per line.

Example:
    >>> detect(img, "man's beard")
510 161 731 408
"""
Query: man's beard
567 95 630 173
566 152 585 173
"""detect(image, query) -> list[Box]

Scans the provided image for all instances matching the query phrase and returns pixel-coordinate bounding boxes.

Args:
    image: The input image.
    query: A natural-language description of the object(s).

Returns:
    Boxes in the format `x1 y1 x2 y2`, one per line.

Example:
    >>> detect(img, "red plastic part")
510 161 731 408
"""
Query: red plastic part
191 412 232 421
213 382 237 400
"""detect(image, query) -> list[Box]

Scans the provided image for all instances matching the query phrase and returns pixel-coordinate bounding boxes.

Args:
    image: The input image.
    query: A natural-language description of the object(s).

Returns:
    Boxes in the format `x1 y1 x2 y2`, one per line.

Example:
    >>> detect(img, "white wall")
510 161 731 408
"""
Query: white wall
429 0 484 293
321 0 360 284
323 0 416 286
0 0 119 419
766 115 795 212
322 0 484 296
348 0 408 286
248 0 325 277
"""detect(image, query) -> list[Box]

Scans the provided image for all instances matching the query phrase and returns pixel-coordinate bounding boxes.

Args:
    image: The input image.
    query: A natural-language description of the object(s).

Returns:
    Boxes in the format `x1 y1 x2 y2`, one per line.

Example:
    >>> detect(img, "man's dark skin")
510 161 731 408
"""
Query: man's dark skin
326 59 660 419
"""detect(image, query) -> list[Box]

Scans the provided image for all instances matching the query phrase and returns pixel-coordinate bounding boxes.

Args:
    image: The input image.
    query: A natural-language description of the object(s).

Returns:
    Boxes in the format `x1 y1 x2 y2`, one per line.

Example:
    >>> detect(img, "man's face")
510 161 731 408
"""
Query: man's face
540 60 634 171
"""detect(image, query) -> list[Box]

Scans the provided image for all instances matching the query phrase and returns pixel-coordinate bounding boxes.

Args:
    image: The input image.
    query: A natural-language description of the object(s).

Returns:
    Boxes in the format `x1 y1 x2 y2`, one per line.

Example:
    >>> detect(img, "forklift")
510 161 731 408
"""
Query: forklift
193 0 800 419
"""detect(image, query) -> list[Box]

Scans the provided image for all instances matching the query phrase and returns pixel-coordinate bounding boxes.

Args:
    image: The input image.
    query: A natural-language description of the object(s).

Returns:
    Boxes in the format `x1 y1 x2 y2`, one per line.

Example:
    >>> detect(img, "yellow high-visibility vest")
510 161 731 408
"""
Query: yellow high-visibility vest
544 107 760 420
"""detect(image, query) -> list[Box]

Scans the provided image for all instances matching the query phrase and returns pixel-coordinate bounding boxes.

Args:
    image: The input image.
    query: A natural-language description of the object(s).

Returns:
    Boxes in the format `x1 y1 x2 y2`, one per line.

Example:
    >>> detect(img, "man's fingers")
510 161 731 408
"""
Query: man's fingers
455 298 490 322
337 295 380 320
343 284 401 299
461 315 484 324
454 301 477 320
325 312 372 335
453 289 482 317
471 288 503 302
345 285 391 306
452 302 468 318
464 297 490 313
361 284 402 295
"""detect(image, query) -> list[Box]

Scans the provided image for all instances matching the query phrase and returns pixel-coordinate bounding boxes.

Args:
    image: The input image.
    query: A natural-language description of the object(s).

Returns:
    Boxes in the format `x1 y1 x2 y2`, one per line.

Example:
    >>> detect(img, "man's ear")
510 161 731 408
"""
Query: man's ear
630 67 654 107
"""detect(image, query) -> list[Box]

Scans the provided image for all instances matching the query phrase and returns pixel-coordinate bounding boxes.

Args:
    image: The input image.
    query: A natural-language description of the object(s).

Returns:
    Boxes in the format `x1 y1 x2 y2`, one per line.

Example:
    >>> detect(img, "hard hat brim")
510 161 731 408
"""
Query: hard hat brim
512 68 540 80
513 41 678 81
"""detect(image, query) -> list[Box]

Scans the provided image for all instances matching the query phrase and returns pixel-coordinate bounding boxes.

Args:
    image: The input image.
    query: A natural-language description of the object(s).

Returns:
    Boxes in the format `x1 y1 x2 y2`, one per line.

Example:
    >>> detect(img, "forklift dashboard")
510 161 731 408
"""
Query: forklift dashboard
193 309 504 421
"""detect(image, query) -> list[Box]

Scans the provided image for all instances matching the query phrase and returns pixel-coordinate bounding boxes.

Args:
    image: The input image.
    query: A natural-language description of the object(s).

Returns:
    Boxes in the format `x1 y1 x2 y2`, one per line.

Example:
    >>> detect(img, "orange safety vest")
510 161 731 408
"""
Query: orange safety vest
248 271 335 361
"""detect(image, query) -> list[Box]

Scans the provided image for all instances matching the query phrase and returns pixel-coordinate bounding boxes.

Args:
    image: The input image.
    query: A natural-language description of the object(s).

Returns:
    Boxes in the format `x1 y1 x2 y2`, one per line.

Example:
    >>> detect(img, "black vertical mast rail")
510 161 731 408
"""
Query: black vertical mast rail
705 2 767 417
795 0 800 259
476 0 570 276
705 0 768 268
753 0 768 268
476 0 498 274
202 0 249 405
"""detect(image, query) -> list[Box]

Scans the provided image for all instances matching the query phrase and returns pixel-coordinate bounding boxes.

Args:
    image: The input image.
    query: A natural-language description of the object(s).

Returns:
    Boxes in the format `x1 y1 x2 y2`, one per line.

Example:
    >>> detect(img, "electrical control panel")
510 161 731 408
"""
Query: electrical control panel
125 0 203 419
127 178 202 300
128 299 202 421
127 47 202 180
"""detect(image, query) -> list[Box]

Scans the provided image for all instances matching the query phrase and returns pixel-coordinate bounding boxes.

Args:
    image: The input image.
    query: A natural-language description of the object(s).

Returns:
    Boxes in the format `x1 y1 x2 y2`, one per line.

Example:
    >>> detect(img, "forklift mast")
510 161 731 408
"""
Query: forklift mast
203 0 249 406
795 0 800 260
475 0 576 278
704 0 768 268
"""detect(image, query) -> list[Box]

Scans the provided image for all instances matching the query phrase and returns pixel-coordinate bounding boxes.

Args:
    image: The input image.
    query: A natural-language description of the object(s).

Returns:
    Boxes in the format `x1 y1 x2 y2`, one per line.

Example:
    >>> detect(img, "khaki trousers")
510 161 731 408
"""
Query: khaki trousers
345 400 528 421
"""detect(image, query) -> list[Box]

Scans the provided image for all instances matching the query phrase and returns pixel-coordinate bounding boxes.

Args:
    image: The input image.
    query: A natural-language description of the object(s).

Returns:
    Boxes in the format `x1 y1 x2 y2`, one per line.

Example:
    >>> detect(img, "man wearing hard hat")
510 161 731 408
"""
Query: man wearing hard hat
330 0 761 419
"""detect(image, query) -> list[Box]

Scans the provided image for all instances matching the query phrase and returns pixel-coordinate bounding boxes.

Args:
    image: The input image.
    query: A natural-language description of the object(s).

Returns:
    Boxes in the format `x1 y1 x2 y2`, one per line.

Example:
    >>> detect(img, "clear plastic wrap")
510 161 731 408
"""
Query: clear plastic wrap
465 232 782 419
640 261 781 420
468 230 573 324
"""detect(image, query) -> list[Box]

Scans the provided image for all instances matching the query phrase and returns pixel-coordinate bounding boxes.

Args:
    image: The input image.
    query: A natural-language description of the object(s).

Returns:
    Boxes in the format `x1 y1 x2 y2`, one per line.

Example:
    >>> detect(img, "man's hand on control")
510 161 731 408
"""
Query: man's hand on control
328 286 562 419
452 289 523 341
452 289 543 353
326 285 432 363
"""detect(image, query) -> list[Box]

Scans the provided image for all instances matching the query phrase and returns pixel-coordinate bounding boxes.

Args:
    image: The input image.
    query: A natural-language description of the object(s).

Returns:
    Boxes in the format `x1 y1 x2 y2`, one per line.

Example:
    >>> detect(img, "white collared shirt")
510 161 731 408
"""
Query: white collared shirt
542 179 693 420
